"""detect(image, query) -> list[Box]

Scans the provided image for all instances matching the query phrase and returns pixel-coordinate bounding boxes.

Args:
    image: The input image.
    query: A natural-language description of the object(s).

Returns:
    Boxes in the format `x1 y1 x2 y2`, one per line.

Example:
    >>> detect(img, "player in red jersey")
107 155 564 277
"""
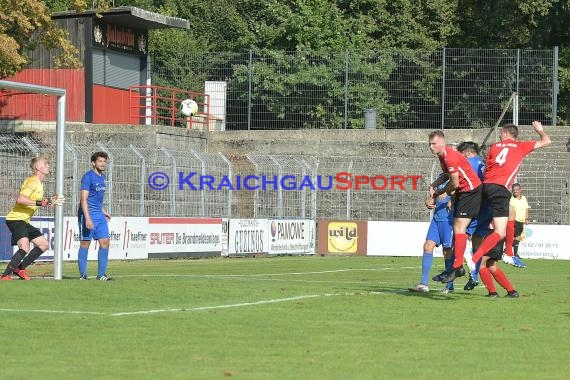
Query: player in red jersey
471 121 551 265
427 131 482 282
477 222 520 298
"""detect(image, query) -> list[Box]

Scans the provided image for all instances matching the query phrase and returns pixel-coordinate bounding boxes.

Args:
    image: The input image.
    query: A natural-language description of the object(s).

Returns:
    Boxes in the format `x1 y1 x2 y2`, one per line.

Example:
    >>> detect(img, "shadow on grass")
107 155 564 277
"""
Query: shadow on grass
353 283 481 301
61 275 79 280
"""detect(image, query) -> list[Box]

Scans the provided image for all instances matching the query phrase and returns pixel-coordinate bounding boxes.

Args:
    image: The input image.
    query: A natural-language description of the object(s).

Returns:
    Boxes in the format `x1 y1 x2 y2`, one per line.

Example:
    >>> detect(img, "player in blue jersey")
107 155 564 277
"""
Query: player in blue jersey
459 142 491 290
430 141 491 289
409 174 454 293
77 152 112 281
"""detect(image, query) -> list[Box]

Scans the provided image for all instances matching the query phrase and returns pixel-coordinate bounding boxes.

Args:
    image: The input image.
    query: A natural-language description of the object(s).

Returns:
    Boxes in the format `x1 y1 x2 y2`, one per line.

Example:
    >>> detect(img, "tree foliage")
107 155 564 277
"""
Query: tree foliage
4 0 567 125
451 0 570 123
147 0 460 128
0 0 85 78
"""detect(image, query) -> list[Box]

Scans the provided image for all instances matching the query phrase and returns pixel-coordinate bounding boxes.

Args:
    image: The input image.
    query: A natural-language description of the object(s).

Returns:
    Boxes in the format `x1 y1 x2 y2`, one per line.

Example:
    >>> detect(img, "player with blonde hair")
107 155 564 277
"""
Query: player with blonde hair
2 156 64 280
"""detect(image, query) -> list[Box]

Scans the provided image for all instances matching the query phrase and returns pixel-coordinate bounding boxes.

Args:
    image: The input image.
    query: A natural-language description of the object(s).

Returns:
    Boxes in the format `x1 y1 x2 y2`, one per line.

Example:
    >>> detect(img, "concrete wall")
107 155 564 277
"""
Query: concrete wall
206 126 570 156
13 121 569 158
65 123 208 152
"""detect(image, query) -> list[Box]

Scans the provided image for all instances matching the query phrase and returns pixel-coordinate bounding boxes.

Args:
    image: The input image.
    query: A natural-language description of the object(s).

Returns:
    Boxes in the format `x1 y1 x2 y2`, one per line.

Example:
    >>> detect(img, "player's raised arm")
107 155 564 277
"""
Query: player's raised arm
532 121 551 150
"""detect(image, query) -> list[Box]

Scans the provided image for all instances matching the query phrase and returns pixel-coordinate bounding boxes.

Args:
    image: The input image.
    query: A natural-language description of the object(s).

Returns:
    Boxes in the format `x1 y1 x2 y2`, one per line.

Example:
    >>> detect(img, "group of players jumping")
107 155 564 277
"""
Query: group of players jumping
410 121 551 297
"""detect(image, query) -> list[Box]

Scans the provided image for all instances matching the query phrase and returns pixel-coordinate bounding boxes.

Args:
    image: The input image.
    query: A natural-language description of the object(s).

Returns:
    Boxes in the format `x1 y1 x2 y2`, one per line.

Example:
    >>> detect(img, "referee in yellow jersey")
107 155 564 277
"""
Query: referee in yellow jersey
510 183 530 259
2 156 64 280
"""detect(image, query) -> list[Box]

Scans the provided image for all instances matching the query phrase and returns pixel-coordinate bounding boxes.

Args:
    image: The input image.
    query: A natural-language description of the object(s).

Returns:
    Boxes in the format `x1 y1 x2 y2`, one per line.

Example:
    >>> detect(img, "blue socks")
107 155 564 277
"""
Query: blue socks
78 246 110 278
78 247 89 276
444 255 455 290
420 252 434 285
97 247 109 278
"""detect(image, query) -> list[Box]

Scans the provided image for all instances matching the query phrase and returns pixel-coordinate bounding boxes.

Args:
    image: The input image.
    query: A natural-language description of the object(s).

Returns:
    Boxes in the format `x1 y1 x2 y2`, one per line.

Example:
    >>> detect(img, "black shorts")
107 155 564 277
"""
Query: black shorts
514 221 524 237
453 185 482 219
5 220 43 246
482 183 511 218
486 238 504 261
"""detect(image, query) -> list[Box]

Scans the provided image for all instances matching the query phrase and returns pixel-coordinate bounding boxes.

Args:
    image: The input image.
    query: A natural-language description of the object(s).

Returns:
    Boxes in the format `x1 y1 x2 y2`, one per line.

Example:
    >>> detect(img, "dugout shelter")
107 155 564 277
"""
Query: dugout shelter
0 6 189 125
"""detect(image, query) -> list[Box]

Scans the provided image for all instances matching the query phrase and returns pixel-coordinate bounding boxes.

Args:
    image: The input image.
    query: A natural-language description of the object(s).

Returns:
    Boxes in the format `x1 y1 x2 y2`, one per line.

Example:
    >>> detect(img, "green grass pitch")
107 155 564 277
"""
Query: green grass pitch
0 256 568 379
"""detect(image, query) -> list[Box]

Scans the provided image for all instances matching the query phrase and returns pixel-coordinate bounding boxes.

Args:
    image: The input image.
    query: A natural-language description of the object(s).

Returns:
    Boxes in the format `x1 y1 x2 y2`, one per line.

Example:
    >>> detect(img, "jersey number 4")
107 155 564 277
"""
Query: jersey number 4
495 147 509 166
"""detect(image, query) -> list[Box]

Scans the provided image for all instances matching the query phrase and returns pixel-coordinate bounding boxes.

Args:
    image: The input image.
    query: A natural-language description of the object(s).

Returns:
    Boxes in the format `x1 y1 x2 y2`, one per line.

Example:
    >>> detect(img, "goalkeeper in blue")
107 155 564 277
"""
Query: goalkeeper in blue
77 151 112 281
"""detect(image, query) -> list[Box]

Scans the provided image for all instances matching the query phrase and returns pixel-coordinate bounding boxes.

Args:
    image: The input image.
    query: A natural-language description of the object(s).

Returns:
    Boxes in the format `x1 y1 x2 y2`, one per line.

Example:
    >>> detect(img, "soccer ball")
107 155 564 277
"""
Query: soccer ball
180 99 198 117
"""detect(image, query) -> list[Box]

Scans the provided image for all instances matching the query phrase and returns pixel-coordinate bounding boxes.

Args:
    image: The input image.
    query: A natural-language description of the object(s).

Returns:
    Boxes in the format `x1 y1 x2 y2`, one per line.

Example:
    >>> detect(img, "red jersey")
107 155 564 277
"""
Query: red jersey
438 146 481 192
484 139 535 188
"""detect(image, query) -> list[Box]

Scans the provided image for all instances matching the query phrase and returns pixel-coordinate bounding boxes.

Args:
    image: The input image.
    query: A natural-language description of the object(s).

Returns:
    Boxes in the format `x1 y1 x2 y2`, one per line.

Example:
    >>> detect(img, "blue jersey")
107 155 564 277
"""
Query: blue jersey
433 180 452 221
78 170 106 218
468 156 485 181
433 193 451 221
466 155 491 236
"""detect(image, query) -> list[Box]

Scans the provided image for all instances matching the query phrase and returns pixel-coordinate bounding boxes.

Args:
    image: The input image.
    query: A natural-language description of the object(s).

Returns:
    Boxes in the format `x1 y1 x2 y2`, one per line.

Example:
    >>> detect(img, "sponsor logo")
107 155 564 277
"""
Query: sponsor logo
327 222 358 253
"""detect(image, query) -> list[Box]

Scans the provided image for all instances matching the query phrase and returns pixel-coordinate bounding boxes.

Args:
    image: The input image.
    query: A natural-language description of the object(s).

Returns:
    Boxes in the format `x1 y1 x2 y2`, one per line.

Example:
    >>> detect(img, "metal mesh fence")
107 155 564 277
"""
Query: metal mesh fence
0 133 66 220
226 154 256 218
0 135 47 216
517 152 570 225
151 48 556 130
346 157 433 221
193 151 233 217
245 154 281 218
1 133 569 224
443 49 518 128
519 49 556 124
312 157 353 220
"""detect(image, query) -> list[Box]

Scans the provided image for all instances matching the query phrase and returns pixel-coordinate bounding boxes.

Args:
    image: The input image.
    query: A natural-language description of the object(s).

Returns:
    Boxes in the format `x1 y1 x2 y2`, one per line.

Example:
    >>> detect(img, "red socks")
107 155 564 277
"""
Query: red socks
480 266 515 294
492 268 515 292
472 232 502 263
452 233 467 268
479 267 496 293
504 220 515 257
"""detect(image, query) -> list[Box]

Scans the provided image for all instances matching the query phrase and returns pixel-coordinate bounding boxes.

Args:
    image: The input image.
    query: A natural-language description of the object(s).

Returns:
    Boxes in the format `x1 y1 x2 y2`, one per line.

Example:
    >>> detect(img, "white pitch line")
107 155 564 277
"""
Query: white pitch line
0 308 107 315
211 277 391 285
118 266 421 279
0 291 389 317
112 291 393 316
111 294 323 316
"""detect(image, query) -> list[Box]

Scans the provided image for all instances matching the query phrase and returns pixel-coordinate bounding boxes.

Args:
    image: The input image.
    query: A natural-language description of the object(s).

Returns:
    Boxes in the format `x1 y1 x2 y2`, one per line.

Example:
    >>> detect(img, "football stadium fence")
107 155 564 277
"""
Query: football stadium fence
1 135 568 225
152 47 559 130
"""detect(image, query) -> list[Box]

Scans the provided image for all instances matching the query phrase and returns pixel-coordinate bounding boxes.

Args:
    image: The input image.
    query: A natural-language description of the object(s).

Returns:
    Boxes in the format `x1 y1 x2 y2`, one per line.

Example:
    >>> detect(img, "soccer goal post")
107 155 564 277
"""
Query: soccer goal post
0 79 66 280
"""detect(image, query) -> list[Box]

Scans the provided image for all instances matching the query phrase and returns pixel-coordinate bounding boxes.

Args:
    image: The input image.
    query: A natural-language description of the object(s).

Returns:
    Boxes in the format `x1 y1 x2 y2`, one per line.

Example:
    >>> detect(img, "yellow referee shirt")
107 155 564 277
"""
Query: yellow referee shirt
6 175 44 223
510 195 529 223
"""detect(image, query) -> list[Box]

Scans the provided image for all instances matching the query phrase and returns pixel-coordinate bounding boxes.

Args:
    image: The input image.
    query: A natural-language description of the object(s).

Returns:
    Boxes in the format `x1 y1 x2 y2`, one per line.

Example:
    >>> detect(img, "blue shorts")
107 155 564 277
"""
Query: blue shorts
466 202 492 237
78 214 109 241
426 219 453 248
